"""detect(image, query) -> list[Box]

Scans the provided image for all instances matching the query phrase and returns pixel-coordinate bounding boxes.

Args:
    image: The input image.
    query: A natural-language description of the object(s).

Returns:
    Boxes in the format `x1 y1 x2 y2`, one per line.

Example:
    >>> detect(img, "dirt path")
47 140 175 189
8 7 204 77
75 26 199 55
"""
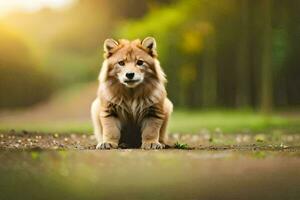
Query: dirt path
1 130 299 151
0 131 300 200
1 150 300 200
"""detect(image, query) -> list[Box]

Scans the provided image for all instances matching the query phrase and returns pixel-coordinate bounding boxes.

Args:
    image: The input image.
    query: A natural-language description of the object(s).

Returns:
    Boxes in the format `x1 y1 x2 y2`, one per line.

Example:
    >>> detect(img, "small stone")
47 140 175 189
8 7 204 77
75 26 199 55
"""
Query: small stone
203 133 210 140
89 135 95 140
54 133 59 138
191 135 199 142
27 138 31 142
236 135 242 143
286 136 294 142
0 134 3 138
280 143 288 149
200 128 210 135
172 133 180 140
64 138 68 142
17 139 22 143
243 135 250 142
215 128 222 134
181 135 189 140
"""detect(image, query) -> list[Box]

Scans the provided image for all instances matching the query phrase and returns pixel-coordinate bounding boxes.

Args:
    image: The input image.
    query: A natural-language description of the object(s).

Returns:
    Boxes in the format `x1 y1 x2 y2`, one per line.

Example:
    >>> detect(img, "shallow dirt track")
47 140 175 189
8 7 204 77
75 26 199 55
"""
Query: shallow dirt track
0 130 299 151
0 131 300 200
1 150 300 200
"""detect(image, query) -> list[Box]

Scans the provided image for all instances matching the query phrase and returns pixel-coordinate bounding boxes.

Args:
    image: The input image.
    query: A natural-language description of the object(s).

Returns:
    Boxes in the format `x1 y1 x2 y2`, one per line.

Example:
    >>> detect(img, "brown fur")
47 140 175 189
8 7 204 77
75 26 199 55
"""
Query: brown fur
91 37 173 149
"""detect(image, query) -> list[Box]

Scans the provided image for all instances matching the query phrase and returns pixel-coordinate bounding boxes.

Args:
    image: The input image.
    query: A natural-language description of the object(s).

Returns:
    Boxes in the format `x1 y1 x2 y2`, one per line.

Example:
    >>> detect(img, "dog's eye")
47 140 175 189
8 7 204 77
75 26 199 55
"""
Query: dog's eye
136 60 144 66
118 61 125 66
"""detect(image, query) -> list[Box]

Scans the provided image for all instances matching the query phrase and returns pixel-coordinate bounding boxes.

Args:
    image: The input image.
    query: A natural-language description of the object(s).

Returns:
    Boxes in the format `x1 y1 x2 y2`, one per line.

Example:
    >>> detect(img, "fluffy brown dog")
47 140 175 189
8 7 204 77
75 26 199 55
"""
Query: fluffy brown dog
91 37 173 149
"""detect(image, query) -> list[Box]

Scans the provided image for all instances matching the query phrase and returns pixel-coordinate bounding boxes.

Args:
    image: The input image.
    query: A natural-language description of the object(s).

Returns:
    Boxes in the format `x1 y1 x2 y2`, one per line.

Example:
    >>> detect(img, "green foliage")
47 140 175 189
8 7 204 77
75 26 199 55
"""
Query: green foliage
169 110 300 134
118 0 300 109
0 25 53 109
255 134 266 143
44 51 99 86
117 0 235 106
31 152 40 160
1 109 299 134
174 141 189 149
253 151 267 159
1 0 300 110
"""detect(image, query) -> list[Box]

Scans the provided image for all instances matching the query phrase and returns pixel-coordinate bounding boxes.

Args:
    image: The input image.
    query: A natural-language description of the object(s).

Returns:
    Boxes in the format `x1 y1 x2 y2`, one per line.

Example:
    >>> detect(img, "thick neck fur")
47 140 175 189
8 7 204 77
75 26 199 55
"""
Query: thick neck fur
99 77 166 107
98 60 167 115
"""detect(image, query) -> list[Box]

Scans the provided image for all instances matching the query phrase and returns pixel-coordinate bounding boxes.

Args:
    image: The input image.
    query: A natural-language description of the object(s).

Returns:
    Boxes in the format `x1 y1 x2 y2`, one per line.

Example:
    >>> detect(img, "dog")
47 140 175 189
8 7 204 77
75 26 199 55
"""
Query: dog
91 37 173 149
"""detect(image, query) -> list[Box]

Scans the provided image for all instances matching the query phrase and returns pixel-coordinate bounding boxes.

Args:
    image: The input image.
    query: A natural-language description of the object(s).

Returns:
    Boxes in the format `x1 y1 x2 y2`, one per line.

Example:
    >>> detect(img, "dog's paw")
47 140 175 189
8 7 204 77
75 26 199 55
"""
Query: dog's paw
96 142 118 150
141 141 165 150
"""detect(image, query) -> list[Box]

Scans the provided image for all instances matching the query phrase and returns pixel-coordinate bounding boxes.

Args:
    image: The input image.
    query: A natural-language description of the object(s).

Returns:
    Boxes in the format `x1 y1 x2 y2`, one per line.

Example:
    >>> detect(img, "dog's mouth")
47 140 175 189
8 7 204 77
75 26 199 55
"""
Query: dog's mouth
124 79 140 84
122 79 142 87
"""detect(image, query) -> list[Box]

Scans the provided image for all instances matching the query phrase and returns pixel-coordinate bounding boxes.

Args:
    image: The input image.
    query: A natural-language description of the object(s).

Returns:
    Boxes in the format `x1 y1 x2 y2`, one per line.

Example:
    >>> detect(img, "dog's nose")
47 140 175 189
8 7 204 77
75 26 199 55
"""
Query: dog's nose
125 72 135 80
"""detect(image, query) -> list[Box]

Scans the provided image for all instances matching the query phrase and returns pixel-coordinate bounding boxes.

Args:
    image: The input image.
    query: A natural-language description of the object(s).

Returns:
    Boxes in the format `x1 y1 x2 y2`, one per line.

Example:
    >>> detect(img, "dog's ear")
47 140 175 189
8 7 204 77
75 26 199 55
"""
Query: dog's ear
142 37 157 56
104 38 118 56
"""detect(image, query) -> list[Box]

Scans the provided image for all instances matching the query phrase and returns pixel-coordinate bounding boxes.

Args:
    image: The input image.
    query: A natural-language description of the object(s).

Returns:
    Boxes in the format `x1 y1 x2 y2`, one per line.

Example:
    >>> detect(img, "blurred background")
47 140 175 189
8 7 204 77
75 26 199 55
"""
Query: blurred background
0 0 299 134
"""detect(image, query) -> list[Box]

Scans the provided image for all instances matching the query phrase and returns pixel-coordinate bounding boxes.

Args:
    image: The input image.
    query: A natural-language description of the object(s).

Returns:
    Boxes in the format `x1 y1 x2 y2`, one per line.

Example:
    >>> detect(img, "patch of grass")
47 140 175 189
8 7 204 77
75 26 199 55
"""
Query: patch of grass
0 120 92 134
0 110 299 134
169 110 300 134
174 141 189 149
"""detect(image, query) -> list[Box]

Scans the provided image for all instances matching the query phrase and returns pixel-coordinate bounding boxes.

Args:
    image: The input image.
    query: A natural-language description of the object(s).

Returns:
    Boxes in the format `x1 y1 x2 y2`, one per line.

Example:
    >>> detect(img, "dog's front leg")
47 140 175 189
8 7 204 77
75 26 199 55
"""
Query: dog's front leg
97 116 121 150
141 117 165 150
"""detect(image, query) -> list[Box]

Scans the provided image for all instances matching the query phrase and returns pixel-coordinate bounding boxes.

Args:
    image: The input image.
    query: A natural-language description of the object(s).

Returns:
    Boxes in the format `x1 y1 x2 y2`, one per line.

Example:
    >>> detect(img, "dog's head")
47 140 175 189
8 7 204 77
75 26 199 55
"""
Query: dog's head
100 37 165 88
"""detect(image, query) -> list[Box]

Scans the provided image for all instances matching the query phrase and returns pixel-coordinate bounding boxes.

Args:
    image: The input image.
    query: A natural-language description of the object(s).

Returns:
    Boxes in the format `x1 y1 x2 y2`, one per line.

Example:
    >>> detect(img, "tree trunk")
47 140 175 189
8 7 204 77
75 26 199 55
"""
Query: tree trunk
260 0 273 113
236 0 251 108
201 32 217 107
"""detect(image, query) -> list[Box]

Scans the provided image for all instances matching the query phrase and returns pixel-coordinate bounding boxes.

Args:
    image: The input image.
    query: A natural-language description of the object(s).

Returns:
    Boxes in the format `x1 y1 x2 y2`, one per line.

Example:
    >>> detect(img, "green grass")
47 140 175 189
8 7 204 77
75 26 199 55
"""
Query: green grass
0 120 92 134
174 141 189 149
169 110 300 134
0 110 299 134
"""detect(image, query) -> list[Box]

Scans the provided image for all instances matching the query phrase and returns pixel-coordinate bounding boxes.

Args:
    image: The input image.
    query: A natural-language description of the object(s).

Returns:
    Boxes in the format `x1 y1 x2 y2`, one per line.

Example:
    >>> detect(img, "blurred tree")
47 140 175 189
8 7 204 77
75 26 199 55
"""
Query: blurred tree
0 25 53 109
260 0 273 113
119 0 300 110
201 25 217 107
3 0 149 88
2 0 300 110
236 0 251 108
283 1 300 106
